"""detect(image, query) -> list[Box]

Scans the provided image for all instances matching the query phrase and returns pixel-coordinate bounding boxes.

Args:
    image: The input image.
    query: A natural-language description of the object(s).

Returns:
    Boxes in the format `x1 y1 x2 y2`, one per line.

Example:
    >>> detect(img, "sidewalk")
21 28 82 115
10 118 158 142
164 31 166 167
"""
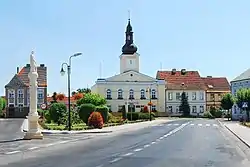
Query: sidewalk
222 121 250 148
41 118 173 134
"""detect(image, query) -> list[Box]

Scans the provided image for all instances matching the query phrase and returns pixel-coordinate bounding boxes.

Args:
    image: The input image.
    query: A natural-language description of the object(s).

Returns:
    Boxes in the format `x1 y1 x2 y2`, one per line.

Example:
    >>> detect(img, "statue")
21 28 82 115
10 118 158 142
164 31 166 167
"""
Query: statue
30 51 37 72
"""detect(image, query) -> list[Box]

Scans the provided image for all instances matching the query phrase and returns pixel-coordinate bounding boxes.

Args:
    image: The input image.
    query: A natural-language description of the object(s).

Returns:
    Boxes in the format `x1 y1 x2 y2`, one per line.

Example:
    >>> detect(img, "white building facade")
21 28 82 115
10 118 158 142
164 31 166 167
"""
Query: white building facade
231 68 250 120
166 90 206 116
91 19 166 114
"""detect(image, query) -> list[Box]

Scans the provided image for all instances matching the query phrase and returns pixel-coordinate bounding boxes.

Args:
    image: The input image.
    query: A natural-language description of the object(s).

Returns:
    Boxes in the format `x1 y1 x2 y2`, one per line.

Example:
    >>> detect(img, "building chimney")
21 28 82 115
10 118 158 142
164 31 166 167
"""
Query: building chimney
17 67 19 74
207 76 212 78
40 64 45 67
26 64 30 67
181 69 186 75
171 68 176 75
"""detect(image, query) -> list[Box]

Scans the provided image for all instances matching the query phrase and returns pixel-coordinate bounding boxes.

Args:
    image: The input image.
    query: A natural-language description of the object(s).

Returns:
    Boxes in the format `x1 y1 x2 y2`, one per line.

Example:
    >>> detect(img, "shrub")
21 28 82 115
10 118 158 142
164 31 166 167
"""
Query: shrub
73 93 84 100
96 106 109 123
88 112 104 129
127 112 140 121
142 106 149 113
78 103 96 123
77 93 106 106
203 111 215 119
210 108 222 118
49 103 67 125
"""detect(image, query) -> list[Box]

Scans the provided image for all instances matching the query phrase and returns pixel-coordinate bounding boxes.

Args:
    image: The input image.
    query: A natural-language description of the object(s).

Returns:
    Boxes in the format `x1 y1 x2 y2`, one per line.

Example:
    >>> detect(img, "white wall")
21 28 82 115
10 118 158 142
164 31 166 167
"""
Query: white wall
166 90 206 116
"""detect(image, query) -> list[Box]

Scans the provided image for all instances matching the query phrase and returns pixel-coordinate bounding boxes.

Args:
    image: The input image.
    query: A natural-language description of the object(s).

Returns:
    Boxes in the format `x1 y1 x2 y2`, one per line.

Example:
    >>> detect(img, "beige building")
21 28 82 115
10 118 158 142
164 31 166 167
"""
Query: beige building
91 19 165 113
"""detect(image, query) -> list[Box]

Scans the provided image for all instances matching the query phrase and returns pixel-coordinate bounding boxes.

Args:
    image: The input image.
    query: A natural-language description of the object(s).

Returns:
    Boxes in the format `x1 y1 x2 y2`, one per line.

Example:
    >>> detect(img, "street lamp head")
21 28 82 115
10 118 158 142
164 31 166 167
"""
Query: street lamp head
73 52 82 57
60 67 66 76
181 82 185 86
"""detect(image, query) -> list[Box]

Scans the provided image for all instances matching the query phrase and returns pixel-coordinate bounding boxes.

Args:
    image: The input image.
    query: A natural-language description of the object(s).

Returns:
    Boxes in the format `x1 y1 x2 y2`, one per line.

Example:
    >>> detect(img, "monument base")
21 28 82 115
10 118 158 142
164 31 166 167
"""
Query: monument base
23 115 43 140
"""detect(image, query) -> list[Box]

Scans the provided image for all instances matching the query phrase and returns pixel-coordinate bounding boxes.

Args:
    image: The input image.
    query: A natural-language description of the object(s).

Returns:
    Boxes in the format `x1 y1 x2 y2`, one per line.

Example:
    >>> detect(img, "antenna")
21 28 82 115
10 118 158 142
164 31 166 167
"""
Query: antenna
128 10 130 20
160 62 163 71
99 62 102 78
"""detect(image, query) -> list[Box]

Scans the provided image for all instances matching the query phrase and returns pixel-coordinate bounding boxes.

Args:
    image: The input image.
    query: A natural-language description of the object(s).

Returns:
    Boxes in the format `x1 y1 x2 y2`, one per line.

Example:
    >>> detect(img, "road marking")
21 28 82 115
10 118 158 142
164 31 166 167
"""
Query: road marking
57 141 70 144
190 123 194 126
213 124 218 127
134 148 143 152
5 150 21 155
122 152 134 156
110 157 122 163
159 136 164 140
144 144 150 148
174 123 179 126
164 134 169 137
167 124 172 126
151 141 156 144
111 153 121 157
156 139 161 142
198 124 202 126
95 165 104 167
28 146 39 150
45 143 56 147
206 124 210 126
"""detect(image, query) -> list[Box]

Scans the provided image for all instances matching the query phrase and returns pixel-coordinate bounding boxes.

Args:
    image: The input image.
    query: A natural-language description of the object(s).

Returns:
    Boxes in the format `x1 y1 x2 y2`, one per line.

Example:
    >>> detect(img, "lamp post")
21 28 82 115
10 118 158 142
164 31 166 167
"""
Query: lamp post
147 84 153 121
60 52 82 131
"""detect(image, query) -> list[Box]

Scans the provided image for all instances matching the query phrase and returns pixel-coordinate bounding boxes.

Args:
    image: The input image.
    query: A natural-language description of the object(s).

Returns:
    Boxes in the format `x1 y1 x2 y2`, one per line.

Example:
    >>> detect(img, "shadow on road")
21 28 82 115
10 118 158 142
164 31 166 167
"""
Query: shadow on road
0 119 25 142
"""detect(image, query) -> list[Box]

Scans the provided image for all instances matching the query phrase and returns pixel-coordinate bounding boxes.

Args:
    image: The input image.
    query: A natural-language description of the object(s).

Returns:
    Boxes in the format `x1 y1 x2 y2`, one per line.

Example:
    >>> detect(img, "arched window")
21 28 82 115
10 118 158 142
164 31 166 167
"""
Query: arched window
118 89 123 99
151 89 156 99
129 89 134 99
140 89 145 99
106 89 112 99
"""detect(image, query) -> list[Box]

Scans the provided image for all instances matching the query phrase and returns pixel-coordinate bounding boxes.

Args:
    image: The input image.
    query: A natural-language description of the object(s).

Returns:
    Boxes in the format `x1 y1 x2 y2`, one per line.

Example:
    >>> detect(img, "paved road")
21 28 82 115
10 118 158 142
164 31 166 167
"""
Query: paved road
0 119 24 142
1 119 250 167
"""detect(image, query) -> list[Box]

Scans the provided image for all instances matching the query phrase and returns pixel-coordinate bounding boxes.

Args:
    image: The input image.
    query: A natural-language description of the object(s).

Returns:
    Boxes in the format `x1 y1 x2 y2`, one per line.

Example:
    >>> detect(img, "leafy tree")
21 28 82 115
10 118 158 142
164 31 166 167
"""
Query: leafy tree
51 92 58 103
73 93 84 100
77 93 106 106
235 88 250 121
0 98 3 117
221 93 234 120
179 92 190 117
77 88 91 94
49 103 67 125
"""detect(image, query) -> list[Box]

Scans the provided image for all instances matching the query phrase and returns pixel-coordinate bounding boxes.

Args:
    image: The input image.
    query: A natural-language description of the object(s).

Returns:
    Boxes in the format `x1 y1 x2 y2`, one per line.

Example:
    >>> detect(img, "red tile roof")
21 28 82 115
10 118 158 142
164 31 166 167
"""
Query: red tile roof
202 77 230 91
47 97 77 104
156 70 207 90
17 65 47 87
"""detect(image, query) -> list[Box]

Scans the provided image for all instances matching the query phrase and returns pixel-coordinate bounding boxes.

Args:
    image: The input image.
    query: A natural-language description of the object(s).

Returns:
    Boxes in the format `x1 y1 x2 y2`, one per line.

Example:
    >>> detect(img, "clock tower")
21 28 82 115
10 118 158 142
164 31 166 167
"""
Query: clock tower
120 18 140 73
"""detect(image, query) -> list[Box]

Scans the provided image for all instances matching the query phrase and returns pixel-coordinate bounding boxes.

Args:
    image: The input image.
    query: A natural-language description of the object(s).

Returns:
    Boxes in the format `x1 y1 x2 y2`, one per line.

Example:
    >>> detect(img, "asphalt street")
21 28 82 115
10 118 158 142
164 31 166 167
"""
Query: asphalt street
1 119 250 167
0 119 24 142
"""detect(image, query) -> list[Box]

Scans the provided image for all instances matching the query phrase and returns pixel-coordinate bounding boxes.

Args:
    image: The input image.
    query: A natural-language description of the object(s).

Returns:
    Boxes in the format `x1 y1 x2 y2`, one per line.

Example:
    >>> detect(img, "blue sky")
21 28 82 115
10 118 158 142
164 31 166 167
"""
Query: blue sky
1 0 250 95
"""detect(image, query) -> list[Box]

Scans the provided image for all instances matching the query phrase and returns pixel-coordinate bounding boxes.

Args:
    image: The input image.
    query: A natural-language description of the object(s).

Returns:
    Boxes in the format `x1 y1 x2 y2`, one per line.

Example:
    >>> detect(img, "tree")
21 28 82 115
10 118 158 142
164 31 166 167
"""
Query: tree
73 93 84 100
57 93 66 100
51 92 58 103
49 103 67 125
179 92 190 117
221 93 234 120
77 93 106 106
77 88 91 94
235 88 250 122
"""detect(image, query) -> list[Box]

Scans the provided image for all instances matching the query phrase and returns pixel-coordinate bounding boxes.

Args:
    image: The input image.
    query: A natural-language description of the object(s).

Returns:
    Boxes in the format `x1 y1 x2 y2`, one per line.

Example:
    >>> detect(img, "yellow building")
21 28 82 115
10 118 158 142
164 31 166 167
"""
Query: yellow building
202 76 230 111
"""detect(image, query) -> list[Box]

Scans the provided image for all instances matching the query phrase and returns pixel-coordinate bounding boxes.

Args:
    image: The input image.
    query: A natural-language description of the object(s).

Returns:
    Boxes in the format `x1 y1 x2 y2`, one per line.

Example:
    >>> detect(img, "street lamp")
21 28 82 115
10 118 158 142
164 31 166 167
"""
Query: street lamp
147 84 154 121
60 52 82 131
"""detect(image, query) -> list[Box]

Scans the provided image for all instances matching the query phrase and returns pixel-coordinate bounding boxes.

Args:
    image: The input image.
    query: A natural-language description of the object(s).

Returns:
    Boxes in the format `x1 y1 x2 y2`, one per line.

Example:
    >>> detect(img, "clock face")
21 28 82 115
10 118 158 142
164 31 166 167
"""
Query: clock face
127 35 131 40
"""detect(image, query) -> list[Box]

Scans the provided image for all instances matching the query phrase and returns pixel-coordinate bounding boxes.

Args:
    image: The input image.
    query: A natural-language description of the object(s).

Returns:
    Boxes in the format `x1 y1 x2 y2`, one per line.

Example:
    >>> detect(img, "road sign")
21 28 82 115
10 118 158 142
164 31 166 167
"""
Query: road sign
40 103 47 110
242 102 248 108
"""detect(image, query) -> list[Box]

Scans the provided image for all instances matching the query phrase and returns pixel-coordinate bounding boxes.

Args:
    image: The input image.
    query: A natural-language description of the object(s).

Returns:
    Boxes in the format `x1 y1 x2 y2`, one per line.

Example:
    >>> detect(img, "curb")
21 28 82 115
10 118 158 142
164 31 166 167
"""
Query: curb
218 120 250 149
41 130 113 134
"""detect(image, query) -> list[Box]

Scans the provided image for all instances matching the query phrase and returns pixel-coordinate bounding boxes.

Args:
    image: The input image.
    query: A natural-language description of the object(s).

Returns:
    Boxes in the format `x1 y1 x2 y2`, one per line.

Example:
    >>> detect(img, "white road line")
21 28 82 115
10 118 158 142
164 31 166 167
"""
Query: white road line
164 134 169 137
156 139 161 142
190 124 194 126
58 141 70 144
134 148 143 152
174 123 179 126
151 141 156 144
167 124 172 126
213 124 218 127
144 144 150 148
5 150 21 155
110 157 122 163
45 143 56 147
28 146 39 150
122 152 134 156
198 124 202 126
206 124 210 126
95 165 104 167
159 136 164 140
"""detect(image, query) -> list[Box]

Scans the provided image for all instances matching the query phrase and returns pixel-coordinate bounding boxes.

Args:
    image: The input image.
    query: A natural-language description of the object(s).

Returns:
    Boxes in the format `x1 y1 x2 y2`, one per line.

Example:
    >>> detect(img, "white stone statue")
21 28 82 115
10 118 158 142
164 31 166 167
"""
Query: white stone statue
30 51 37 72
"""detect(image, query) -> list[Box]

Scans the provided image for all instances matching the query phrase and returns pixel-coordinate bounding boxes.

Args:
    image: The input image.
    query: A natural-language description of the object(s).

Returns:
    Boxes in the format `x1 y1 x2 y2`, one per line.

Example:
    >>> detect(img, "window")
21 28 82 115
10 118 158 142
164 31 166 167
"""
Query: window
8 89 15 104
176 92 181 100
168 106 173 113
27 89 30 106
200 106 204 113
18 104 24 112
129 60 132 64
192 92 196 100
199 92 204 100
151 89 157 99
118 89 123 99
152 105 156 111
176 106 179 113
168 92 173 100
106 89 112 99
192 106 197 113
17 89 24 104
140 89 145 99
129 89 134 99
37 88 44 104
210 94 215 101
218 94 221 101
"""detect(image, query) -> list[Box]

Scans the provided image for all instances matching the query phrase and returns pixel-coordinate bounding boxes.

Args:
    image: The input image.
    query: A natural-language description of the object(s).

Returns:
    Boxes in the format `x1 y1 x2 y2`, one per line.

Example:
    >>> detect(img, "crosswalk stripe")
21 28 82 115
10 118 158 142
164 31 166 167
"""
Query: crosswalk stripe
213 124 218 127
206 124 210 126
174 124 179 126
190 124 194 126
198 124 202 126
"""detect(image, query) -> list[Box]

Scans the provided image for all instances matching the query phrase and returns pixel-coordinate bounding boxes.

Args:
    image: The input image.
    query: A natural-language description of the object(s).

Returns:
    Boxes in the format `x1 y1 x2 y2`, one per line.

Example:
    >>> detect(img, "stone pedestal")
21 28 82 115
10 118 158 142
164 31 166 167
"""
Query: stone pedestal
23 115 43 140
